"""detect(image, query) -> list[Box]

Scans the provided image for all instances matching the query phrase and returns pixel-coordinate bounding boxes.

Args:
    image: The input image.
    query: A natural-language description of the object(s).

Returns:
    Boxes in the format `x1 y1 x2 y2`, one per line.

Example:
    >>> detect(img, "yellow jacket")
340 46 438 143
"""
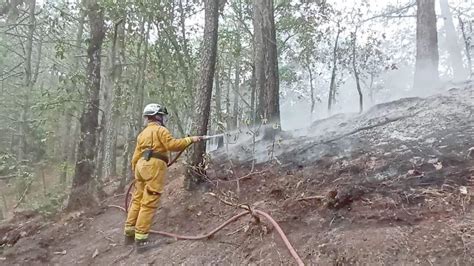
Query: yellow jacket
131 122 192 171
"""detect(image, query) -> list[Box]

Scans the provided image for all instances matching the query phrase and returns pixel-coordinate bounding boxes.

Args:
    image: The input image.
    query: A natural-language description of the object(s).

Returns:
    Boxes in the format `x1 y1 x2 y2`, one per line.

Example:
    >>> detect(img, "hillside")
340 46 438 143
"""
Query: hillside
1 85 473 265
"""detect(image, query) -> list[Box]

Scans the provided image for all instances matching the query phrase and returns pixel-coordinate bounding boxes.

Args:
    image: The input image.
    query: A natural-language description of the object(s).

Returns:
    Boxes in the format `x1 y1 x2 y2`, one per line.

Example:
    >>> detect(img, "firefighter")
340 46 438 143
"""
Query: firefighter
124 103 203 252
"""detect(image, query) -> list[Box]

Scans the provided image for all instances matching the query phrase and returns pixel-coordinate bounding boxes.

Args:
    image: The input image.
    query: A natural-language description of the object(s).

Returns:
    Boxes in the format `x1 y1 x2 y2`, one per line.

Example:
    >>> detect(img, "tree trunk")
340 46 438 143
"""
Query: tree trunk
250 64 256 124
214 61 222 126
232 51 241 129
95 103 106 183
225 65 232 130
61 3 85 186
439 0 467 81
414 0 439 90
253 0 280 139
102 18 125 180
262 0 280 127
253 0 265 124
458 17 473 77
178 0 191 70
67 0 105 210
185 0 219 190
169 105 186 135
119 120 134 192
307 65 315 119
214 61 224 148
328 29 341 112
231 0 243 130
113 15 126 177
352 30 363 113
18 0 36 163
134 23 150 131
368 73 375 104
119 18 149 192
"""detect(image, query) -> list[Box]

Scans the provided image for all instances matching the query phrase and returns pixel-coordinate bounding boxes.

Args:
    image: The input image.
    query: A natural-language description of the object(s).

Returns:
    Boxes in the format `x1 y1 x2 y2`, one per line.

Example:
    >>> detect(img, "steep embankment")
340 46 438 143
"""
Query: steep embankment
1 85 473 265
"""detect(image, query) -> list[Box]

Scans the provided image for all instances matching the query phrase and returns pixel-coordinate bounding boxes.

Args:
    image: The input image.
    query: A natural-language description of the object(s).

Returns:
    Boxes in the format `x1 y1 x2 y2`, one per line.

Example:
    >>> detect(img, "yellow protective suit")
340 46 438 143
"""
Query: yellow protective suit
124 122 192 240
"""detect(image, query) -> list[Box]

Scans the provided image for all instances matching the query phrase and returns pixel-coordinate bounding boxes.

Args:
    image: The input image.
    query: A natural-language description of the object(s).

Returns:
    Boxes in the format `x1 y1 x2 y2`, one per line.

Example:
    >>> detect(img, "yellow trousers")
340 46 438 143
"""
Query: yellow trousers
125 158 167 240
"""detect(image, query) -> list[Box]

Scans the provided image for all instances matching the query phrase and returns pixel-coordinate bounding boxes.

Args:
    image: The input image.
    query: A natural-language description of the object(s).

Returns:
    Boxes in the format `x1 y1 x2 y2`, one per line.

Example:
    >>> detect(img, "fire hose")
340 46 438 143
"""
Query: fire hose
117 135 304 265
111 203 304 265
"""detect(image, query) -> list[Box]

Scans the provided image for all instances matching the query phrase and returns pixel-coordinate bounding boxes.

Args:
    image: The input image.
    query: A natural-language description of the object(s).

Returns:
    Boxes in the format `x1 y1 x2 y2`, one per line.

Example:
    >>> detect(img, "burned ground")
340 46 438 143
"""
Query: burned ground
1 86 473 265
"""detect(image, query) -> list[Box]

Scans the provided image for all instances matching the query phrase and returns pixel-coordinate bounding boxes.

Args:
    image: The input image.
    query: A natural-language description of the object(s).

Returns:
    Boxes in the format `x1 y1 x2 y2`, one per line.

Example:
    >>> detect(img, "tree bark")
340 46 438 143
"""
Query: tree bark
439 0 467 81
232 48 241 129
458 17 473 77
414 0 439 90
214 61 222 126
253 0 265 124
262 0 280 127
253 0 280 138
368 73 375 104
214 61 224 148
352 30 363 113
250 64 256 124
67 0 105 210
169 104 186 135
224 65 232 130
102 17 125 180
185 0 219 190
231 0 243 130
328 28 341 112
307 64 315 119
18 0 36 163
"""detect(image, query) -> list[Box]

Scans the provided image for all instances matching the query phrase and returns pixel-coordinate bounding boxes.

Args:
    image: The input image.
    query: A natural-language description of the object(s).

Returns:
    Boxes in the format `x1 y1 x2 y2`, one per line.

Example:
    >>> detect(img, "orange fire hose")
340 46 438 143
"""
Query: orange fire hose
110 204 304 265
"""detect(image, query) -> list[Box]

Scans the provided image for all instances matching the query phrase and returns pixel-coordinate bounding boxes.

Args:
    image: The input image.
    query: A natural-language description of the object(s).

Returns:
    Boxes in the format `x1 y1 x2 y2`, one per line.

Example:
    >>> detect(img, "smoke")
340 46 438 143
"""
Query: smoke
207 0 473 162
208 63 472 167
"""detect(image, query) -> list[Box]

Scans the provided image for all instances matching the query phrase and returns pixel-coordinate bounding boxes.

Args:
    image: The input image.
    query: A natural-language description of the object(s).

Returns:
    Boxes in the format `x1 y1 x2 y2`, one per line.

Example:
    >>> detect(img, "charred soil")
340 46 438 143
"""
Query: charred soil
1 87 473 265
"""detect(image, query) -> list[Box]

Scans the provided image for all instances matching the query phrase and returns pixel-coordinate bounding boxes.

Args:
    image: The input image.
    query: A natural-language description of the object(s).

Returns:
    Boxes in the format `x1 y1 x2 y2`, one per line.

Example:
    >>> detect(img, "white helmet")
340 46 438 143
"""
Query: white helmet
143 103 168 117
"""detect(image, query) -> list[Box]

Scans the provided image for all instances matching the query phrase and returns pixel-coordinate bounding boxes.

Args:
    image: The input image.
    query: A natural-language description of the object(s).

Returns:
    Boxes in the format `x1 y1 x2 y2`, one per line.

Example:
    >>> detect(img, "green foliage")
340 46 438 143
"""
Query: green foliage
0 0 469 210
279 65 299 84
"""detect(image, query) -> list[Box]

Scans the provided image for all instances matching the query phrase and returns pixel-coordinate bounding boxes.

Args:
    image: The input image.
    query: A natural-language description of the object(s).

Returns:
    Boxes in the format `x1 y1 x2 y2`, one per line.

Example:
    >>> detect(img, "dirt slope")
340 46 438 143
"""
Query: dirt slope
1 86 473 265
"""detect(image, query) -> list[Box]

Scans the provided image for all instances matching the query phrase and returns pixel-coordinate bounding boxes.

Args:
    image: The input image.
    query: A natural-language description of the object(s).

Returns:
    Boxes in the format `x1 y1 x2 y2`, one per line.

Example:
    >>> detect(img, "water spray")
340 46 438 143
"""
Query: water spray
202 133 224 140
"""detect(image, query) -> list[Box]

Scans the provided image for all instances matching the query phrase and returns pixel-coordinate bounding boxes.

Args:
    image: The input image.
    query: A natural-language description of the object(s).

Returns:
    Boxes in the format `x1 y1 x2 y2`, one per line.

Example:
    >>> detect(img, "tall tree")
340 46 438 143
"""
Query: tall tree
351 28 363 113
439 0 467 81
231 0 243 129
414 0 439 89
120 17 150 191
328 28 341 112
102 14 125 180
458 17 473 76
60 0 86 186
214 60 224 148
18 0 37 163
185 0 220 190
253 0 280 137
67 0 105 210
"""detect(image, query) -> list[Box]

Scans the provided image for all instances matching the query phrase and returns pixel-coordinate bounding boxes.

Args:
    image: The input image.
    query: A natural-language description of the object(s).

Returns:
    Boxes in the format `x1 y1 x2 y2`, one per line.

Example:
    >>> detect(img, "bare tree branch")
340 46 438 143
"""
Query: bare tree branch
362 2 416 23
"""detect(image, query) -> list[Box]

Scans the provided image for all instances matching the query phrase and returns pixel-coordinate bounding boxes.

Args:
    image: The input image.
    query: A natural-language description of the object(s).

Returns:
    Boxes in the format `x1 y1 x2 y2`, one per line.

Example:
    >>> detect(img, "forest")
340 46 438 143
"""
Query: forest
0 0 473 264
